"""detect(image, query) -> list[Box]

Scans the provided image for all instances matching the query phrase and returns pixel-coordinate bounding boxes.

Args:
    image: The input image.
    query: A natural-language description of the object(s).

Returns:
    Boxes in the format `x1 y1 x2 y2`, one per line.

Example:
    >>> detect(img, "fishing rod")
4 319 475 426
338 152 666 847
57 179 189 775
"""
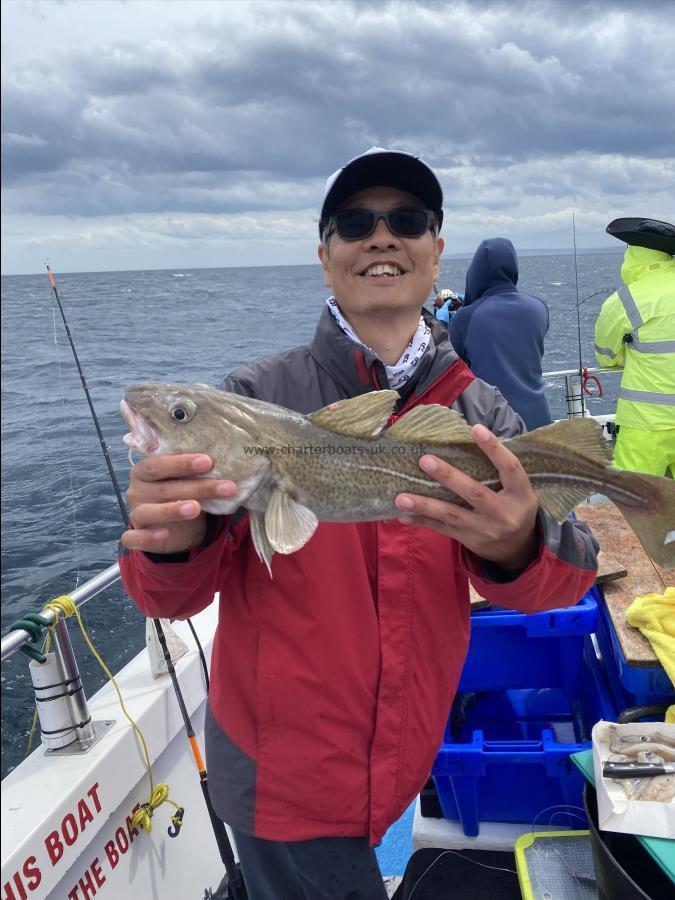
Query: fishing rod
47 265 128 521
46 264 246 900
571 215 587 417
565 287 615 314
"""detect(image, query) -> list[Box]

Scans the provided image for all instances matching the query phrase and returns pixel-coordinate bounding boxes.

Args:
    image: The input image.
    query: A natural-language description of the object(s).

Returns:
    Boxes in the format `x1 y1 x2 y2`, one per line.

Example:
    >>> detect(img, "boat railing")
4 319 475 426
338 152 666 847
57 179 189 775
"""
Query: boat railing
1 562 120 662
2 562 122 753
541 365 620 420
542 364 619 380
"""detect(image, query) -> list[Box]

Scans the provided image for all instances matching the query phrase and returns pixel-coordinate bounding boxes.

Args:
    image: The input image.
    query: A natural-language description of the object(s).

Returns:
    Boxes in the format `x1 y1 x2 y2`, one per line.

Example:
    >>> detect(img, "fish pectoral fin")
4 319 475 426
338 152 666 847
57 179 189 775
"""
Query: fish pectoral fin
535 486 592 522
386 405 474 444
200 460 270 515
515 418 613 466
249 511 275 578
264 489 318 555
309 391 399 438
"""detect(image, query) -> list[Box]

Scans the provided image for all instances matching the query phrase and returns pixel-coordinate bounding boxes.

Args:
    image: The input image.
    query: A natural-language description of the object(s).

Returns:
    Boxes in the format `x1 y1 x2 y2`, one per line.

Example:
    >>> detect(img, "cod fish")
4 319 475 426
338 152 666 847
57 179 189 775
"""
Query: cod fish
121 384 675 574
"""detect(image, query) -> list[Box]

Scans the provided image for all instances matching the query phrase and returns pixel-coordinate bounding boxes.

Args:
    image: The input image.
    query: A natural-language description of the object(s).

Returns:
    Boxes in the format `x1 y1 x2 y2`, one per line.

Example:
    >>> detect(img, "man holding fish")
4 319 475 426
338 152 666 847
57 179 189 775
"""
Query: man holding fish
119 147 609 899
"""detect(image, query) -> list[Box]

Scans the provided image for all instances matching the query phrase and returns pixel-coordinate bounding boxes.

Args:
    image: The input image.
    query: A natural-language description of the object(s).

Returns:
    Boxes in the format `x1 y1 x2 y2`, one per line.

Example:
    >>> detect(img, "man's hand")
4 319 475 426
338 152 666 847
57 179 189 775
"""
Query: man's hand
395 424 540 570
120 453 237 555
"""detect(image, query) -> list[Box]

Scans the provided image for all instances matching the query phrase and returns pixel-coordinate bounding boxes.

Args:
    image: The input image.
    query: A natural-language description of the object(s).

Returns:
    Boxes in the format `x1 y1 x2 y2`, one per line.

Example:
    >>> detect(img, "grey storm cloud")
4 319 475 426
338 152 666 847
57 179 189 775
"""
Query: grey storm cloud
2 0 675 223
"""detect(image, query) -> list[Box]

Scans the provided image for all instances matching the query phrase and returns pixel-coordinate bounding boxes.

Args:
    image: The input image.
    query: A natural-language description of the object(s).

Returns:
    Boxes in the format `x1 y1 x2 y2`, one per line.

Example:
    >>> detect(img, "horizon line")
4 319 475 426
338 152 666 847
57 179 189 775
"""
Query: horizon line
1 245 626 278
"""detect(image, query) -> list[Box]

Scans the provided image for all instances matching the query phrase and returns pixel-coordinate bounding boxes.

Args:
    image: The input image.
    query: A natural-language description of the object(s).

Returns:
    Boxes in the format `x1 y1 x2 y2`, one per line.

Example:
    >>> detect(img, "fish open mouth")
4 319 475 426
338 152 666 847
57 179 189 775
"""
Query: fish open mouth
120 399 160 454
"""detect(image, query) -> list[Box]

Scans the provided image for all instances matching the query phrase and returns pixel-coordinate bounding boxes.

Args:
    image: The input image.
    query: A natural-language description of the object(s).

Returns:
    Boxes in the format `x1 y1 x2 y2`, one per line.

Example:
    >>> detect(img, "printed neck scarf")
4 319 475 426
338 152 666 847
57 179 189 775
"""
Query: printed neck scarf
326 297 431 390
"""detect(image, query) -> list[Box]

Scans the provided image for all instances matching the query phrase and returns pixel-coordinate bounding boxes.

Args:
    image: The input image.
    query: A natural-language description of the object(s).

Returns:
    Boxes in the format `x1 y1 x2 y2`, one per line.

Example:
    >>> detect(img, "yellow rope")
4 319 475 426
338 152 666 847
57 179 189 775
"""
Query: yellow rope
131 784 184 834
26 703 39 756
40 595 182 833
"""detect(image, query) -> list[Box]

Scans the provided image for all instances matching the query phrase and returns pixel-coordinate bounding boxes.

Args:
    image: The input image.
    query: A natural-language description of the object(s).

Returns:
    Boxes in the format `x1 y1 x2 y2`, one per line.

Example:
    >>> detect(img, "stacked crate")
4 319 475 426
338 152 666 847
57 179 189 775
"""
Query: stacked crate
592 587 673 710
431 589 620 837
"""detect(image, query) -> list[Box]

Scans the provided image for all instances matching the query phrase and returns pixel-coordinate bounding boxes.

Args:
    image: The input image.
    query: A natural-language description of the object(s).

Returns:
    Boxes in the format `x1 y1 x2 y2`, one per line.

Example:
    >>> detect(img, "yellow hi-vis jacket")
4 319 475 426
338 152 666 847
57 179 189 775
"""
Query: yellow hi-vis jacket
594 246 675 430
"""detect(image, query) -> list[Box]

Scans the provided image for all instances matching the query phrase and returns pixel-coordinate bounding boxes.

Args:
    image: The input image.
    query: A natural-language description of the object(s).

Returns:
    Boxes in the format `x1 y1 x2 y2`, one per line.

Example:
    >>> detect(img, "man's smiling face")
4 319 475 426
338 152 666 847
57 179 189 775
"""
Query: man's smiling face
318 186 444 324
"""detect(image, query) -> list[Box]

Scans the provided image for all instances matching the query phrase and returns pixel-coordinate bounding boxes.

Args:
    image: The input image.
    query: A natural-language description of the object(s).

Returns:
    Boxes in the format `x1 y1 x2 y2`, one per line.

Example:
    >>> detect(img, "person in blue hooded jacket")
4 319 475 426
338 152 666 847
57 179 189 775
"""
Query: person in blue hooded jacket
449 237 552 430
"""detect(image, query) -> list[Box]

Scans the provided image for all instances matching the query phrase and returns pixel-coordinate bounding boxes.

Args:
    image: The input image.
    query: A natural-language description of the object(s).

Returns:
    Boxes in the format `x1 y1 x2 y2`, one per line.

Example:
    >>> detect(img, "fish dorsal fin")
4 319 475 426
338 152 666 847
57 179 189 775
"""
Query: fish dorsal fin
535 486 592 523
386 404 473 444
517 418 612 466
264 488 319 556
309 390 399 439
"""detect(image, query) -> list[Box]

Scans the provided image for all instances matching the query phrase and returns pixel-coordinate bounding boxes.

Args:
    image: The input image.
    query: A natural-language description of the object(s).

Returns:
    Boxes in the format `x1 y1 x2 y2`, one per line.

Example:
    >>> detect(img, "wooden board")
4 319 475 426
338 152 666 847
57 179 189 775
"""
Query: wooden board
573 502 672 667
595 550 628 583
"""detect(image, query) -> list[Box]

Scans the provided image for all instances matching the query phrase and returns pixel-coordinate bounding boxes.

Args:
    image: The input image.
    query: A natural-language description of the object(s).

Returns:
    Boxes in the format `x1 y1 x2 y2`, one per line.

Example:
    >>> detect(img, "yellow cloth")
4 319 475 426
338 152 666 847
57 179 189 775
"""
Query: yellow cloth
667 705 675 724
625 587 675 688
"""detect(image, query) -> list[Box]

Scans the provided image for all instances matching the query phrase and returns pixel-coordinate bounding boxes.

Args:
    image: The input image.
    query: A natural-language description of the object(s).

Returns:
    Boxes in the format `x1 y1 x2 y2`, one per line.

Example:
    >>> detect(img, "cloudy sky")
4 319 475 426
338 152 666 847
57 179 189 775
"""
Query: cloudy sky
2 0 674 274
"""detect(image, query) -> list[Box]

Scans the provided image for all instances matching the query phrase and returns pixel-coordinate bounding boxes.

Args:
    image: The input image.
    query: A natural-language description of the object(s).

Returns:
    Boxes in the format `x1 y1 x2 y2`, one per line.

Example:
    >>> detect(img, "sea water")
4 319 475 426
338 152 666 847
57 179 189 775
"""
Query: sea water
0 252 623 776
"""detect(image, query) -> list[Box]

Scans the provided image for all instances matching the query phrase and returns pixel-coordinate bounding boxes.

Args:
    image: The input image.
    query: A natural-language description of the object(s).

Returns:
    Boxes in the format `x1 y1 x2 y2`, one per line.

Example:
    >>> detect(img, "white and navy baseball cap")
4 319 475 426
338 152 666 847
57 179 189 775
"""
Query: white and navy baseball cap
319 146 444 236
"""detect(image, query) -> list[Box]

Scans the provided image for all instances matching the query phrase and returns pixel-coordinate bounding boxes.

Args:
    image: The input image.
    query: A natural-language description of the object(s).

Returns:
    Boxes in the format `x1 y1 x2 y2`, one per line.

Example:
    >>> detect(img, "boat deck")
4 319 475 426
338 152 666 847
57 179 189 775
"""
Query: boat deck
573 501 670 667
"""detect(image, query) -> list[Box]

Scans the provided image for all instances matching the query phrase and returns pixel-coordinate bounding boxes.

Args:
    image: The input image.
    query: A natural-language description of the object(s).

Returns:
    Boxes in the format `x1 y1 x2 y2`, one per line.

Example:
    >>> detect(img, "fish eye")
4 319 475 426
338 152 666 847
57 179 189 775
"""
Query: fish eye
169 399 196 422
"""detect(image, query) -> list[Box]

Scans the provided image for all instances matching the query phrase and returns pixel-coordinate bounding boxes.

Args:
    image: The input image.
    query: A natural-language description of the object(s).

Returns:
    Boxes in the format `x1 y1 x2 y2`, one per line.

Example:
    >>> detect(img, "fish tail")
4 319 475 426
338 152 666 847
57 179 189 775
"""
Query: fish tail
610 471 675 569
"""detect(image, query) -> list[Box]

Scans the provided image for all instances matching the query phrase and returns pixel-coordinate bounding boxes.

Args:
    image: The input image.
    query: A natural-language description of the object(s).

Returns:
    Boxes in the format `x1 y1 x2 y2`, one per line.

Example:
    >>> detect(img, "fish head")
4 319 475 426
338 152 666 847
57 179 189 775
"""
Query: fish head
120 383 265 468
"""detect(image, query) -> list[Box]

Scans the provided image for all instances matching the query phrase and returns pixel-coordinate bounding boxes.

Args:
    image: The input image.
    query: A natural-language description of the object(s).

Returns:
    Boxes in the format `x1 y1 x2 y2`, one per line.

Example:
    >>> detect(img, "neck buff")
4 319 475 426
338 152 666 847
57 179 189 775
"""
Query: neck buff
326 297 431 390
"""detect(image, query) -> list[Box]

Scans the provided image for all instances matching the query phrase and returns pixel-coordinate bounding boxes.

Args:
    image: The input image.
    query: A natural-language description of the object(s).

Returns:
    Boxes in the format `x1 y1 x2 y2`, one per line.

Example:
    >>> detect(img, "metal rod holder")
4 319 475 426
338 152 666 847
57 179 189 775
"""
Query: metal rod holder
52 617 96 747
31 615 113 755
564 374 586 418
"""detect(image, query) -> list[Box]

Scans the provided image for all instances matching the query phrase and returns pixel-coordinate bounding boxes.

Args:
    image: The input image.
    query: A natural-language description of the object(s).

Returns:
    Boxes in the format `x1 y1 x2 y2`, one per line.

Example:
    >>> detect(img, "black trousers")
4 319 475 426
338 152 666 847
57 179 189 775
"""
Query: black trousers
232 829 389 900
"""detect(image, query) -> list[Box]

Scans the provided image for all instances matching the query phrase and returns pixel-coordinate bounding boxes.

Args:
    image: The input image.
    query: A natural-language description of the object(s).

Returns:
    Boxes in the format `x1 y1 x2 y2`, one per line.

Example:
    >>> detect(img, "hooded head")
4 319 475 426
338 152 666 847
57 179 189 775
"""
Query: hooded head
463 237 518 305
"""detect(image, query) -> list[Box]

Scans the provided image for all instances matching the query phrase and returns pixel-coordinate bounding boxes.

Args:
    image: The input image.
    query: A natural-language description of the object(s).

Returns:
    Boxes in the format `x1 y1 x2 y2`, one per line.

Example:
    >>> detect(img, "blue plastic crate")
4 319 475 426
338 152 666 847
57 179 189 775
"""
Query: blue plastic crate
432 644 617 837
458 590 598 698
593 586 673 706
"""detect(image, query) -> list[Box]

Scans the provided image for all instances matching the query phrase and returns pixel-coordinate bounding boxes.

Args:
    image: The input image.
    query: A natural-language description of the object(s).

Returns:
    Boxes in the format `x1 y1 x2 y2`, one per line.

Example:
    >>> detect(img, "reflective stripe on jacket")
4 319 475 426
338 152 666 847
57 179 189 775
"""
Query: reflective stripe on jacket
594 246 675 429
120 308 598 844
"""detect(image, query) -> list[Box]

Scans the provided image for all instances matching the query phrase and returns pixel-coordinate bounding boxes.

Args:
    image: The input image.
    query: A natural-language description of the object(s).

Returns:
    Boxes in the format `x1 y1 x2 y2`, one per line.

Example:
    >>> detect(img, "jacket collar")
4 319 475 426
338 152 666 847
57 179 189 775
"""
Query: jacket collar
309 305 461 400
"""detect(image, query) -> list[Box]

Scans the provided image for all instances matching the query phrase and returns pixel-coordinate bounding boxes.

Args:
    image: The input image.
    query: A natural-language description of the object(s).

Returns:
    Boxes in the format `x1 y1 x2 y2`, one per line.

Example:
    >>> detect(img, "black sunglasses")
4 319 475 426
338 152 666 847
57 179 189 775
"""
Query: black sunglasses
323 207 437 242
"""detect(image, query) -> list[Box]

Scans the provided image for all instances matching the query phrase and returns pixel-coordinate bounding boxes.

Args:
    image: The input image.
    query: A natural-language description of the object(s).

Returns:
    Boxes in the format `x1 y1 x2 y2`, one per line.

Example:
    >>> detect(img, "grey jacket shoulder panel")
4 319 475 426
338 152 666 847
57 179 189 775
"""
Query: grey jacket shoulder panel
219 306 526 438
220 356 362 416
220 345 333 413
452 378 526 438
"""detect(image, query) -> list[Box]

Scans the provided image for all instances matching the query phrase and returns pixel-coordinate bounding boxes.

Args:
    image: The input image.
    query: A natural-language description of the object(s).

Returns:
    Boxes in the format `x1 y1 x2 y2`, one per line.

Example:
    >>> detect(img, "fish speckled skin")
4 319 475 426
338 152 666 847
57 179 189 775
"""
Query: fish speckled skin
121 383 675 572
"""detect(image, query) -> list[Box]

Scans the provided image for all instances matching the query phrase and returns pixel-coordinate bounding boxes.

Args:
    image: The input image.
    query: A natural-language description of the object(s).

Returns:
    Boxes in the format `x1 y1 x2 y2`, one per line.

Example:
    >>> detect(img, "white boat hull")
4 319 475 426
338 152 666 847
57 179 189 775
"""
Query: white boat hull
1 603 230 900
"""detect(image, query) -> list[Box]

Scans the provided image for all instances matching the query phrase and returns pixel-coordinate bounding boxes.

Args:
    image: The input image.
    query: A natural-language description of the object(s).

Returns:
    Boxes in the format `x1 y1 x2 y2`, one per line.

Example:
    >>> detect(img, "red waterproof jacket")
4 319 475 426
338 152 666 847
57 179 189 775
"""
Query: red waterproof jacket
120 309 598 844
